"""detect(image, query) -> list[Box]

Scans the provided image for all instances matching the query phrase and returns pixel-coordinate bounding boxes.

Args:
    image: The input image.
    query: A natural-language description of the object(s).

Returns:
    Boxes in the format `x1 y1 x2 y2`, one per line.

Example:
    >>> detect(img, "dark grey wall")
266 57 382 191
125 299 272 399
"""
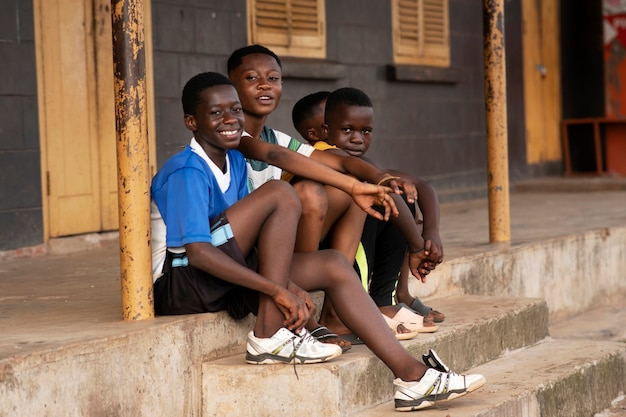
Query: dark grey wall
0 0 42 250
151 0 528 200
0 0 529 251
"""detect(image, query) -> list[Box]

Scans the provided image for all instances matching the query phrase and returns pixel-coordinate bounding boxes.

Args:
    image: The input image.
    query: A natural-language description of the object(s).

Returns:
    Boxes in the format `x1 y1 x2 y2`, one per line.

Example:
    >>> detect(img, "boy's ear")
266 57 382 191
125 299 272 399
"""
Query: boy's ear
305 128 319 142
322 123 329 136
184 114 197 132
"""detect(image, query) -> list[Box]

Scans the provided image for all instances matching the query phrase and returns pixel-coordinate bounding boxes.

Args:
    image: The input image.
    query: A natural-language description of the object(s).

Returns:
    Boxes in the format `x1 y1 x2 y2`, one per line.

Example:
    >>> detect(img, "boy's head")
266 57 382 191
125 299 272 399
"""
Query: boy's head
292 91 331 144
182 72 244 151
227 45 283 117
324 87 374 157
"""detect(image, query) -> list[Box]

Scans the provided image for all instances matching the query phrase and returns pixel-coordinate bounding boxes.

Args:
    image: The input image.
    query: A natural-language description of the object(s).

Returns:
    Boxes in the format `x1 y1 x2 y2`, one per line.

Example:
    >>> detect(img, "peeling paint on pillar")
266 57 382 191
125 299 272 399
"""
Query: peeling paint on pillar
112 0 154 320
483 0 511 243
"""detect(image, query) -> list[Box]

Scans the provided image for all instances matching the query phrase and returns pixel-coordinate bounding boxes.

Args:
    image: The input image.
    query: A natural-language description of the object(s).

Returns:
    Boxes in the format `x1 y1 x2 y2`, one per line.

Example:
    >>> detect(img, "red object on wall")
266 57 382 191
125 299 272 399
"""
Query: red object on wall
604 8 626 175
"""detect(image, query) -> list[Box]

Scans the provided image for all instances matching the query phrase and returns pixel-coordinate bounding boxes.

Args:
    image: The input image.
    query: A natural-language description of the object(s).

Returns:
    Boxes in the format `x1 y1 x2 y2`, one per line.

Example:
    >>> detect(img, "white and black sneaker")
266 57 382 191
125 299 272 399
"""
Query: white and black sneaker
422 349 452 373
394 368 486 411
246 327 342 365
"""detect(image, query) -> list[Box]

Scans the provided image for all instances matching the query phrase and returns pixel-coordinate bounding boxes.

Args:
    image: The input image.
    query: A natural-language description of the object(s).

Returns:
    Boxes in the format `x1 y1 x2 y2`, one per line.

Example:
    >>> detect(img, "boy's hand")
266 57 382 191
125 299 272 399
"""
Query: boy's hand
407 249 430 282
391 178 418 204
272 287 310 332
287 281 316 316
422 234 444 264
350 182 399 221
376 175 418 204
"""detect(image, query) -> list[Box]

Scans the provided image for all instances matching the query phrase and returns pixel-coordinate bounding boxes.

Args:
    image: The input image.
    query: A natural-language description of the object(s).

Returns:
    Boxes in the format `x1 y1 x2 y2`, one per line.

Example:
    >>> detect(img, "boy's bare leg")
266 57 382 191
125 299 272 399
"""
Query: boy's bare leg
292 179 328 253
293 181 367 343
317 185 368 335
225 180 302 338
323 185 366 261
291 250 428 382
395 255 413 306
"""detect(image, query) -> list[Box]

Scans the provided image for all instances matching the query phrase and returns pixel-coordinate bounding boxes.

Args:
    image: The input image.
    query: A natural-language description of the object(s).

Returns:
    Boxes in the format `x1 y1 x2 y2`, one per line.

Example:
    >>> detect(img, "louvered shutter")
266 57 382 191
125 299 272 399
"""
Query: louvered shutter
248 0 326 58
393 0 450 66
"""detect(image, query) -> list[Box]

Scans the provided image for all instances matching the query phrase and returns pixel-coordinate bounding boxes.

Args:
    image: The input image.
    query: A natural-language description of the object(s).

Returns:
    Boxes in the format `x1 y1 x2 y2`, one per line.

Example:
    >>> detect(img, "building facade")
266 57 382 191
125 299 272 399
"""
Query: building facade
1 0 579 251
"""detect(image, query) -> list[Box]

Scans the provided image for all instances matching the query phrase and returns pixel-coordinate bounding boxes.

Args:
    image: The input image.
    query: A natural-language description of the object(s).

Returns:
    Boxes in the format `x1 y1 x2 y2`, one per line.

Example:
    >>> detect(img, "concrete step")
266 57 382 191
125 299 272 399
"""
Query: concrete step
201 295 548 417
357 338 626 417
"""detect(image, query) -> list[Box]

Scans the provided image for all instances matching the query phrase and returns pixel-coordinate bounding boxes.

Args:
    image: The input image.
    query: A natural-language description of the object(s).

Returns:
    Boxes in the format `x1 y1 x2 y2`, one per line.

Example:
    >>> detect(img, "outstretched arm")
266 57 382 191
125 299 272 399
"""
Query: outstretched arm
237 136 399 220
310 149 417 203
389 169 443 263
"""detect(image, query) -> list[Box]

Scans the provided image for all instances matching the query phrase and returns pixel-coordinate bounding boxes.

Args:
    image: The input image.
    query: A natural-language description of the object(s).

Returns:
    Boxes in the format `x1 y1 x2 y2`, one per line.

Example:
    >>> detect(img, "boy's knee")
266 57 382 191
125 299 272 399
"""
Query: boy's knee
319 249 355 279
293 180 327 215
264 180 301 209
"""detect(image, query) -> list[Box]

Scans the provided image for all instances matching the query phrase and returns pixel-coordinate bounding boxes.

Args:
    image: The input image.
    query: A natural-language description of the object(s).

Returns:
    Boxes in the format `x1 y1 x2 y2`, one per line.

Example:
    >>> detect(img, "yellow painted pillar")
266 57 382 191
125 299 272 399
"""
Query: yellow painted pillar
111 0 154 320
483 0 511 242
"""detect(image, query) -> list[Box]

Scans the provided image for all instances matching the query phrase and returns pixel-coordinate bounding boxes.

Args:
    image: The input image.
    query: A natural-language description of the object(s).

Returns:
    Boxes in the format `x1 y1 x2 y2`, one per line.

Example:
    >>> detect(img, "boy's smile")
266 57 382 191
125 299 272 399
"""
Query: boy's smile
185 84 244 166
229 53 283 118
325 104 374 157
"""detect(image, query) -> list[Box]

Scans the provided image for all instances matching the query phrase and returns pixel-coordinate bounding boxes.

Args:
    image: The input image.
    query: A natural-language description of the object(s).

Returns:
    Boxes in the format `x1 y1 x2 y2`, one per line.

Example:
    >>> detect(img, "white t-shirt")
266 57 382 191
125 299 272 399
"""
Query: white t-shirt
244 126 314 191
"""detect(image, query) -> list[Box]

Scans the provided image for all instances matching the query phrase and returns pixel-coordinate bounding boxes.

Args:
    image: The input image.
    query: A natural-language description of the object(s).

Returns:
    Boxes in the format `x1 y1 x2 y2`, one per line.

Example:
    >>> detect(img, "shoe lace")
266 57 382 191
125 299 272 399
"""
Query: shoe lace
289 330 311 380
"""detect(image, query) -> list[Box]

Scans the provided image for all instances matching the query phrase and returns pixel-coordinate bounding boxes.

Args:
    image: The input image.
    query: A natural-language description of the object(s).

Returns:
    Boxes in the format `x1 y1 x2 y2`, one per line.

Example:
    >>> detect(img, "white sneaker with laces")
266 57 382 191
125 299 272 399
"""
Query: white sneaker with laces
394 368 486 411
246 327 342 365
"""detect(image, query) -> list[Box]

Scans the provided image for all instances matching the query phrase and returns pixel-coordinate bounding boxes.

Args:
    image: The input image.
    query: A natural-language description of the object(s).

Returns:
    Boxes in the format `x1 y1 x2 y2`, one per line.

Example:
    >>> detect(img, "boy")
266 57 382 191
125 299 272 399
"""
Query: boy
293 88 445 326
226 45 423 261
151 71 485 411
226 45 434 346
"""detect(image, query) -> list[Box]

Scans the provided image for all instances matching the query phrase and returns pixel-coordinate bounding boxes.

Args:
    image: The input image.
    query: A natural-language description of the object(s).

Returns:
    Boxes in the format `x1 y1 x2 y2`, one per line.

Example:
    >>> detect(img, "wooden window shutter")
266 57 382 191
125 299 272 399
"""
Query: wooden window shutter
393 0 450 66
248 0 326 58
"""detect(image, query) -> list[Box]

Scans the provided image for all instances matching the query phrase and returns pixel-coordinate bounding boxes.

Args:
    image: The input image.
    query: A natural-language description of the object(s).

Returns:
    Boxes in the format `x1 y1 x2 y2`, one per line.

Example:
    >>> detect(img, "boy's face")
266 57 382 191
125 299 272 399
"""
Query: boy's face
229 53 282 117
184 84 244 155
324 103 374 157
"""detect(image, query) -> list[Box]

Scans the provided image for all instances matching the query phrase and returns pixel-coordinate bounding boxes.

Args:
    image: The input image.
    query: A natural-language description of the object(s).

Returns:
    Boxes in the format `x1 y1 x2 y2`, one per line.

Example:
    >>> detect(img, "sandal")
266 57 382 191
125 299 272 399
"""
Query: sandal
310 326 352 352
340 334 365 345
392 306 438 333
382 314 419 340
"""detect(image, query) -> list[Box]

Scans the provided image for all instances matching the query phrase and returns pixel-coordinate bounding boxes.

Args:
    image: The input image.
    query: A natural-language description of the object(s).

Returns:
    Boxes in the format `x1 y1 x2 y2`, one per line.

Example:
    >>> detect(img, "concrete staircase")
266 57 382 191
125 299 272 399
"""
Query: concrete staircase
200 296 626 417
2 210 626 416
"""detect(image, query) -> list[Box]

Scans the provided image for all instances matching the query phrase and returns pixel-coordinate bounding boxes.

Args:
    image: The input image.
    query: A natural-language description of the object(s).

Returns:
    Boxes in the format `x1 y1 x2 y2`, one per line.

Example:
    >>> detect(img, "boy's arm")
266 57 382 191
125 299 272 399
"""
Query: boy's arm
238 135 399 220
311 149 417 203
360 154 443 265
185 241 309 330
389 169 443 263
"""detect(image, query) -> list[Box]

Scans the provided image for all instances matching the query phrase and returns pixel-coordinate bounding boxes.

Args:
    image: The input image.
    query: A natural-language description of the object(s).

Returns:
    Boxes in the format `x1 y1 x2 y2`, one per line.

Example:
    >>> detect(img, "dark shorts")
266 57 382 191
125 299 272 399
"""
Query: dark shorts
358 196 418 306
153 213 259 319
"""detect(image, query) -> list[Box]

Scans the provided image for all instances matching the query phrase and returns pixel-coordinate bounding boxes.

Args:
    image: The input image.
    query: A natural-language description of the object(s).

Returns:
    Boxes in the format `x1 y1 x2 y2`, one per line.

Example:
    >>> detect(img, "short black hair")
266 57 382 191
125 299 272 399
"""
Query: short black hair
182 72 233 116
292 91 331 132
227 44 282 75
325 87 373 121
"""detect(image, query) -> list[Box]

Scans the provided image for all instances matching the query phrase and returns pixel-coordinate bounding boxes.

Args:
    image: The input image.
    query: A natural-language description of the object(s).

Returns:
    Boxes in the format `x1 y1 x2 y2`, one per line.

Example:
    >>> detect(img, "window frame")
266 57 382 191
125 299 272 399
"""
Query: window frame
247 0 326 59
391 0 450 67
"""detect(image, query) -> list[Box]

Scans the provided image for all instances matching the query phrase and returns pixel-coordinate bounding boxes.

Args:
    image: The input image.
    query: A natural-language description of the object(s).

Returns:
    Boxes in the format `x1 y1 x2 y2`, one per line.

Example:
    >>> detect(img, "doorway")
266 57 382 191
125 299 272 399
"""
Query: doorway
33 0 156 239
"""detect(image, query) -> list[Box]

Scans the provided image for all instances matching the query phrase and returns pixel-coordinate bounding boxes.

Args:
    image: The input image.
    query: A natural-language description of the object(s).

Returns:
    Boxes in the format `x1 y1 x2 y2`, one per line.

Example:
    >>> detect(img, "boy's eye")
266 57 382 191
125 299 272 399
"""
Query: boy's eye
246 75 258 81
268 76 281 82
232 106 242 113
341 127 352 133
210 110 222 116
362 129 372 135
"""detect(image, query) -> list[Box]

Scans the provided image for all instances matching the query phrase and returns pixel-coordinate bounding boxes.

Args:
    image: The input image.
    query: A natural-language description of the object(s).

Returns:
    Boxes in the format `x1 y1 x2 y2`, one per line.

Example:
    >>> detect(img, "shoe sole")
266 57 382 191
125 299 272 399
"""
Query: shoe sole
394 377 486 411
245 349 342 365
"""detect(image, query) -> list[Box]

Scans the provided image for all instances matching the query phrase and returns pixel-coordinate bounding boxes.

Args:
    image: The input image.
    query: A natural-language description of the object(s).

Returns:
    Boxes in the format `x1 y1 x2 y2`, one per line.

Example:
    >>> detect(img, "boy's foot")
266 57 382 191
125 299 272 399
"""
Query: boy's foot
246 327 343 365
393 368 486 411
427 309 446 323
387 306 438 333
310 326 352 352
